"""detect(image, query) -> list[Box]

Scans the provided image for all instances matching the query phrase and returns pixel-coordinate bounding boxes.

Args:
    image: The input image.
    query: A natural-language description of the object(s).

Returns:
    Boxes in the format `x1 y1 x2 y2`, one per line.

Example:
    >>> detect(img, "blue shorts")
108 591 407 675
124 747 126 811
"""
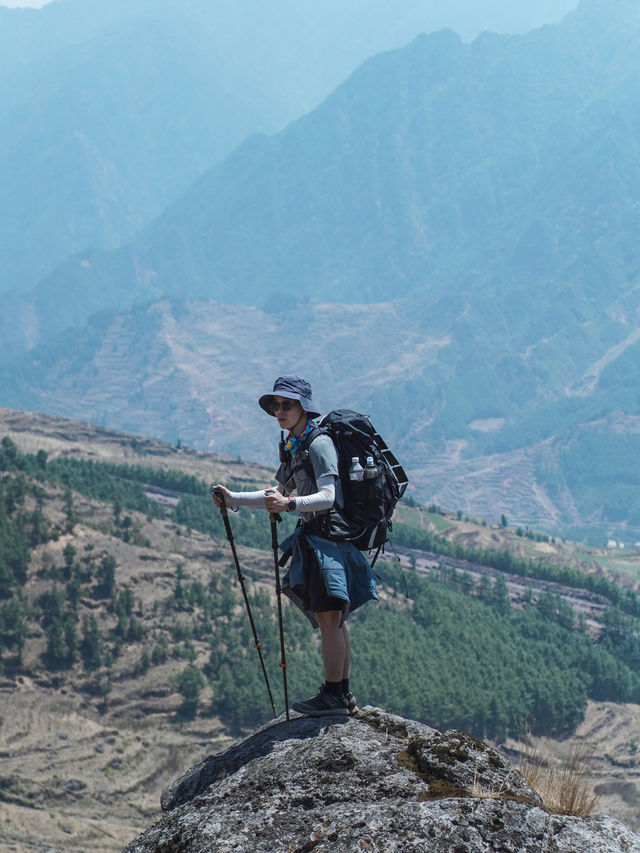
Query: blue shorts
280 527 379 628
305 547 346 613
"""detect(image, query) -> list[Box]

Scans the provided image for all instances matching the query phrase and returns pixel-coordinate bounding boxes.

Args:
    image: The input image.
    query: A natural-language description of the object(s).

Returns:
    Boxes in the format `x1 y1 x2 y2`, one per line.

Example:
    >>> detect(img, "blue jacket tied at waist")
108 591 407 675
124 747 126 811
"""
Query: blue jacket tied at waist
280 525 379 628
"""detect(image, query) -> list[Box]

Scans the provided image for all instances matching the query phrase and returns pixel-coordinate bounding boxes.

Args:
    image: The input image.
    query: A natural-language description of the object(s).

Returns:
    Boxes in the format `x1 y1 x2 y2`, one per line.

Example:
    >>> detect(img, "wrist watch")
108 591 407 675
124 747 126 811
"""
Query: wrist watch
287 498 296 513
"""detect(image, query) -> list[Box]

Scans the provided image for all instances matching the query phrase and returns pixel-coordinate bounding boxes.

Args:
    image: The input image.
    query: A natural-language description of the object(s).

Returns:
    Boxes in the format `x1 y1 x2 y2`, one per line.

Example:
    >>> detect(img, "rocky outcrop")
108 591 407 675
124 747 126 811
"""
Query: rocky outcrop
123 708 640 852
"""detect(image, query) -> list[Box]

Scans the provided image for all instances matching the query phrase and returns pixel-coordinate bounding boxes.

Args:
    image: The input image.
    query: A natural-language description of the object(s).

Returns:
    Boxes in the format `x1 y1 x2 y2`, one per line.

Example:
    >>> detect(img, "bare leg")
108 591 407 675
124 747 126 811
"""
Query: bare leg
341 622 351 681
316 610 349 682
292 611 352 715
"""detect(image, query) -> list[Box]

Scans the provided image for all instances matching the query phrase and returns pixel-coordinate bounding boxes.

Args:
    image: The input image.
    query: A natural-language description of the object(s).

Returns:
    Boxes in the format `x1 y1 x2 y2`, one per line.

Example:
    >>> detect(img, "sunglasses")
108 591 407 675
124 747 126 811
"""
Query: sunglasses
269 399 298 414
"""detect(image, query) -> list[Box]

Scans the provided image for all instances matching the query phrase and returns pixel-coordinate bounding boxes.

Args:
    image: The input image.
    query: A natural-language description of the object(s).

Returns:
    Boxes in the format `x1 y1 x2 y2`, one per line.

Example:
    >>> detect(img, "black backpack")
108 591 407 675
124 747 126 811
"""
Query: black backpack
284 409 409 553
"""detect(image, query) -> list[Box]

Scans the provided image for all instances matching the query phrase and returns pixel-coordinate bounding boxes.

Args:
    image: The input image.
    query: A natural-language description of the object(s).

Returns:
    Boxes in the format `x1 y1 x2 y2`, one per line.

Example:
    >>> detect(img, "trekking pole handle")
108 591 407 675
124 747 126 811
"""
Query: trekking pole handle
264 490 283 522
210 485 228 517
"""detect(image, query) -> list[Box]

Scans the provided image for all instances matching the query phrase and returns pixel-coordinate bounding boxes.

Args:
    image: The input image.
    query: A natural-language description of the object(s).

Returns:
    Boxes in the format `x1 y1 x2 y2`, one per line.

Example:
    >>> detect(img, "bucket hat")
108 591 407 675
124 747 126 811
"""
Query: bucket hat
258 375 321 418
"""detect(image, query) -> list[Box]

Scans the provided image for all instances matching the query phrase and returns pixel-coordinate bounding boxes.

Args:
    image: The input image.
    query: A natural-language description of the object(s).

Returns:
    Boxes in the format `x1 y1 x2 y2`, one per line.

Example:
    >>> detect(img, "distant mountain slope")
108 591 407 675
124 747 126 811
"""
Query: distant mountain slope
0 1 308 294
2 297 640 542
4 0 637 349
0 0 578 296
0 299 450 462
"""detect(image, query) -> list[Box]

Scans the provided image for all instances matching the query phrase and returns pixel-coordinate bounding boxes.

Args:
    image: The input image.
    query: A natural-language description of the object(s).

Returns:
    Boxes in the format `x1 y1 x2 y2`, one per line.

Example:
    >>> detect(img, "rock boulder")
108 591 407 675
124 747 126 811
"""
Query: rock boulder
123 708 640 852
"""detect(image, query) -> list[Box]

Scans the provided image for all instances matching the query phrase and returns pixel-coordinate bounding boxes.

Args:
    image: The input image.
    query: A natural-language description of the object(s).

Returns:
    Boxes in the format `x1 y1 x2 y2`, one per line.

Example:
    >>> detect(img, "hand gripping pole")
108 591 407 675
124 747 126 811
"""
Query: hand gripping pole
212 489 277 719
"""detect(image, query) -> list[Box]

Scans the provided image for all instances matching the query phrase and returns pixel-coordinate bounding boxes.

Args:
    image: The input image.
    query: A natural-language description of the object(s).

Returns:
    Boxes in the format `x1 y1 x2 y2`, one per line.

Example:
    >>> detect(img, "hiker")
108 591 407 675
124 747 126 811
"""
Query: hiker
212 375 379 716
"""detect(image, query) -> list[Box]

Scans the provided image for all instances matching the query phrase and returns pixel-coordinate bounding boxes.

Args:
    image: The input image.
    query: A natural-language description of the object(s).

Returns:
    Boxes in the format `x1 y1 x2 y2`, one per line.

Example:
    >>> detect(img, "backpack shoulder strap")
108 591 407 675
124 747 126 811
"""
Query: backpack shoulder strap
287 408 346 480
290 425 327 479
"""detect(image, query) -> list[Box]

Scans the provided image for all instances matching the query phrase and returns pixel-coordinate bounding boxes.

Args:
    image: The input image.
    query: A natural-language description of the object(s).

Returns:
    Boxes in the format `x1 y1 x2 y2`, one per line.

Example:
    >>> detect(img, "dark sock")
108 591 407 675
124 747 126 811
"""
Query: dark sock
342 678 350 696
325 680 343 697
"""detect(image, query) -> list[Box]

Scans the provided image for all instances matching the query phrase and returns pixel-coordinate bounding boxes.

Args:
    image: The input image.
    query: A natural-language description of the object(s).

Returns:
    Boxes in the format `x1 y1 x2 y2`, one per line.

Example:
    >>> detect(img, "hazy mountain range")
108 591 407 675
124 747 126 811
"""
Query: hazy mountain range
0 0 578 295
2 0 640 544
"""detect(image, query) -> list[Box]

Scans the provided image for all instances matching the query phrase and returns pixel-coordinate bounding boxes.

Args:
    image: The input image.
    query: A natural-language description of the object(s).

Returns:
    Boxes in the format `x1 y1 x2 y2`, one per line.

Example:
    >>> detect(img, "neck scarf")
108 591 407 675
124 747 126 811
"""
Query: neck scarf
284 419 316 457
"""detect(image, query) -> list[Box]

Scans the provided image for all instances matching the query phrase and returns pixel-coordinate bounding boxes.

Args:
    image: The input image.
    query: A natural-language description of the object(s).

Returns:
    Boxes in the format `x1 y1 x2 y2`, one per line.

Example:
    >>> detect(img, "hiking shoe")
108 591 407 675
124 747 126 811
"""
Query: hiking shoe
292 685 349 716
345 691 358 715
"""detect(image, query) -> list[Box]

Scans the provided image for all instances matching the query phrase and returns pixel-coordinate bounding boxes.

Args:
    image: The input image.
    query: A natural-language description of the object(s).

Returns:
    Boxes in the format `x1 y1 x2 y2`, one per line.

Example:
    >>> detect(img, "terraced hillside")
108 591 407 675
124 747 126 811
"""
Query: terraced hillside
2 409 640 851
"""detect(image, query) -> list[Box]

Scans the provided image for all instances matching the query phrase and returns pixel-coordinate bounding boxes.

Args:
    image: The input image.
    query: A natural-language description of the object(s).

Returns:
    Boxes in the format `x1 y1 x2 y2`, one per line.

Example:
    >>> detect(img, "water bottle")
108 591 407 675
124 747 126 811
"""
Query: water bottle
364 456 378 480
349 456 364 481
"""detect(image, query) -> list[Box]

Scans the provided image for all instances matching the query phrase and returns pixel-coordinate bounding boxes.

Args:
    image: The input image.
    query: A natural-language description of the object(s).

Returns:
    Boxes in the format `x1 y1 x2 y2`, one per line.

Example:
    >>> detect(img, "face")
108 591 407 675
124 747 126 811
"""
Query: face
270 396 304 432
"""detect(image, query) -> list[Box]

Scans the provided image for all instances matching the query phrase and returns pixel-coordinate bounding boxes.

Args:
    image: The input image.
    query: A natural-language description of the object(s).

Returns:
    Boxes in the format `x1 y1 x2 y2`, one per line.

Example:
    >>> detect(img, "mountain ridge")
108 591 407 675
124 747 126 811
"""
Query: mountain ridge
0 0 579 295
5 0 639 344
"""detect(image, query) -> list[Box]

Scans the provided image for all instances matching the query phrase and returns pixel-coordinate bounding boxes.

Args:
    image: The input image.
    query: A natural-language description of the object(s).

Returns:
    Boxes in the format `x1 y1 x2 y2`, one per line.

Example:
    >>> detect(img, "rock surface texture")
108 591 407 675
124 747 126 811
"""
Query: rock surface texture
123 708 640 852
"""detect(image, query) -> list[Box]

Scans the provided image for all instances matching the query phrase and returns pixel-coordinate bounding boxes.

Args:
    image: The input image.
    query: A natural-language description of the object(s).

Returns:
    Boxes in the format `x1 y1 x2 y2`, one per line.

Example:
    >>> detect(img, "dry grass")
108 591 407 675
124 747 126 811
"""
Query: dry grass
519 738 600 817
470 765 507 800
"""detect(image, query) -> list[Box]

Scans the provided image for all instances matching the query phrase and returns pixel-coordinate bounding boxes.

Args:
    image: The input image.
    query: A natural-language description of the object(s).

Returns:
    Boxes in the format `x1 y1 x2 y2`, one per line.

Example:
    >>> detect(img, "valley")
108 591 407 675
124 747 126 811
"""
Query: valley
1 410 640 849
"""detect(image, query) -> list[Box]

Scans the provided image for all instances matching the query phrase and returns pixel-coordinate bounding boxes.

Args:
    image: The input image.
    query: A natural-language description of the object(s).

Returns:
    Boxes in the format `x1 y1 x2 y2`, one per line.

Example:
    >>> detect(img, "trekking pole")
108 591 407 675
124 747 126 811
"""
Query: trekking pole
269 506 290 732
211 488 278 719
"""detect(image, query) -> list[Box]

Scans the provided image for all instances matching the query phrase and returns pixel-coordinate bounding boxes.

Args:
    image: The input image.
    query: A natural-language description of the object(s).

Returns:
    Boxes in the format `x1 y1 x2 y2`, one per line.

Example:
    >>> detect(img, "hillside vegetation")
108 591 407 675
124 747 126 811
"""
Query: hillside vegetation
2 410 640 849
2 414 640 738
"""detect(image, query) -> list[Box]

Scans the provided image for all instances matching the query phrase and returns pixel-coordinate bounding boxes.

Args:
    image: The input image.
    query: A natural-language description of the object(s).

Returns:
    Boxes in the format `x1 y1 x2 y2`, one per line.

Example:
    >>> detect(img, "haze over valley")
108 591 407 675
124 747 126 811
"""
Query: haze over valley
1 0 639 545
